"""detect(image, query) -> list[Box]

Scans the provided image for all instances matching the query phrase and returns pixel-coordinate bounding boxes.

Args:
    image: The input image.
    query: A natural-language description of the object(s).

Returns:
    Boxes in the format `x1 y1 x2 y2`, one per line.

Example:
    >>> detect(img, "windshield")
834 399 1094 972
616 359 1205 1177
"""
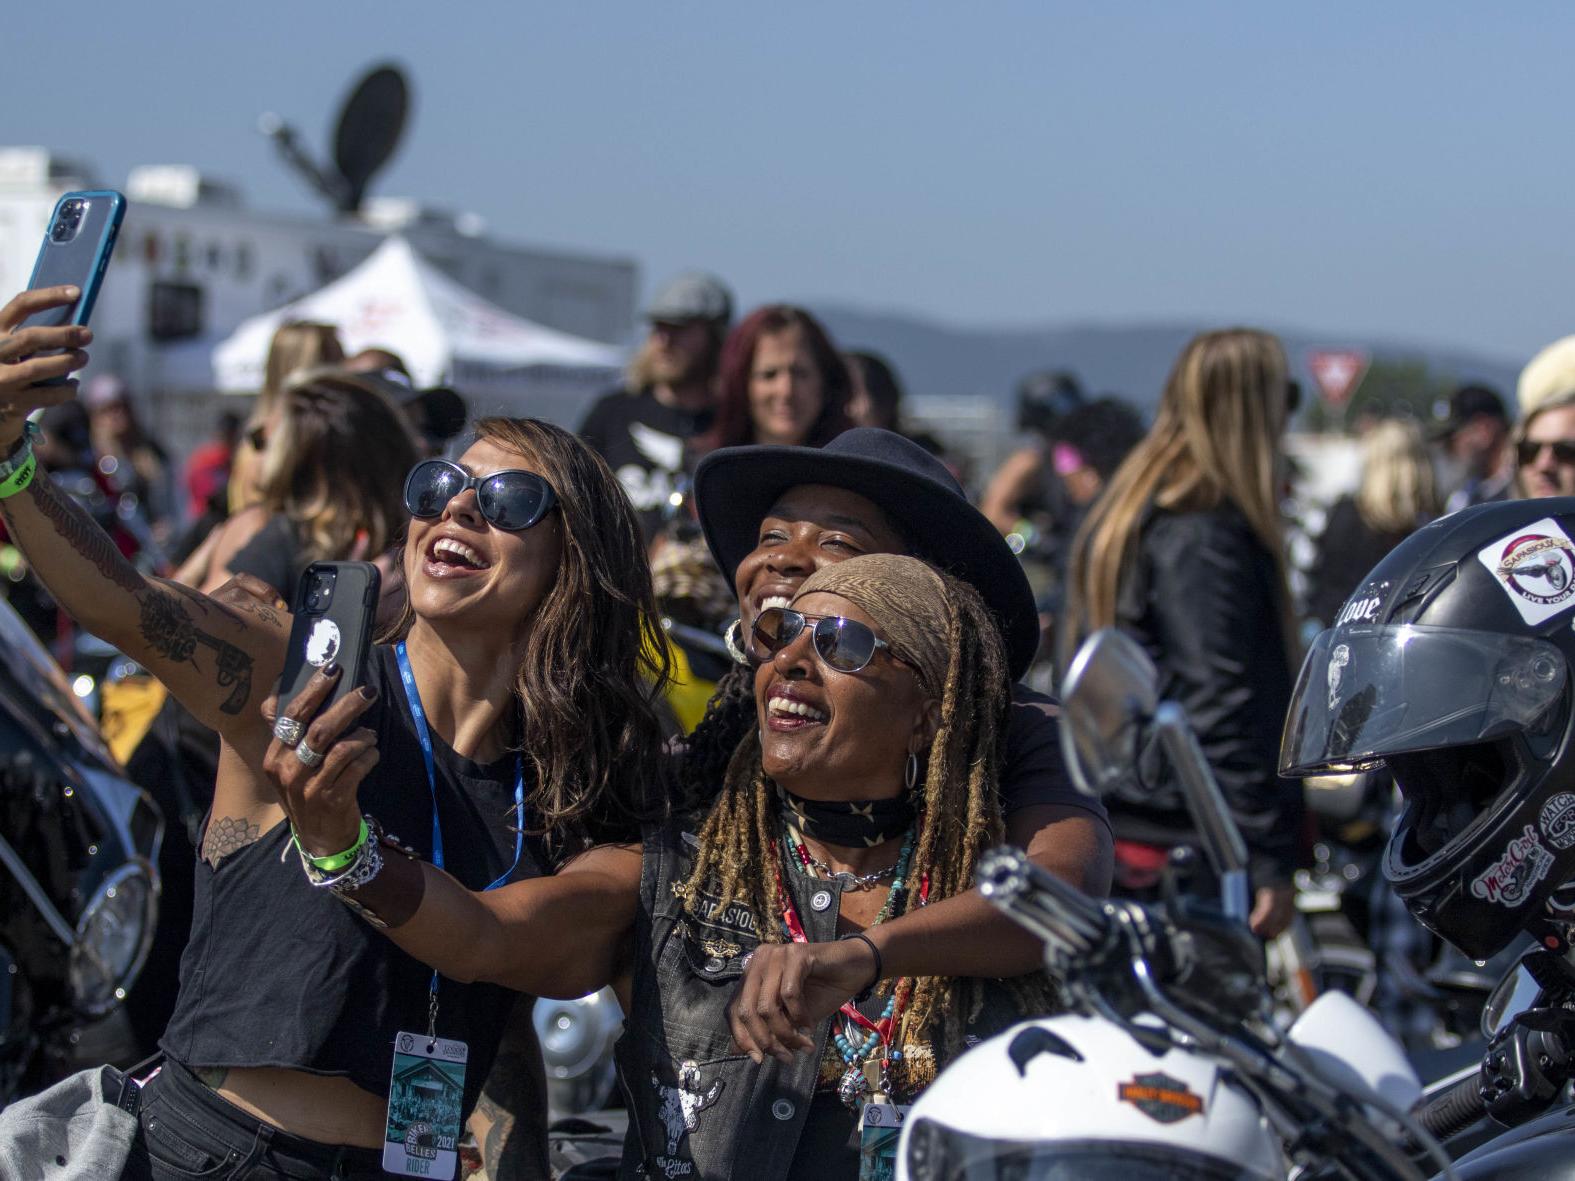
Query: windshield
905 1126 1265 1181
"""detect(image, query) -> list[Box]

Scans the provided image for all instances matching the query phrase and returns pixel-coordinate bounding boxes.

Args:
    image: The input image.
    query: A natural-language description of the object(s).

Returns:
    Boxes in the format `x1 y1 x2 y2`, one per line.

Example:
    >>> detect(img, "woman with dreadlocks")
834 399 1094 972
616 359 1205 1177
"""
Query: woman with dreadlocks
271 553 1054 1179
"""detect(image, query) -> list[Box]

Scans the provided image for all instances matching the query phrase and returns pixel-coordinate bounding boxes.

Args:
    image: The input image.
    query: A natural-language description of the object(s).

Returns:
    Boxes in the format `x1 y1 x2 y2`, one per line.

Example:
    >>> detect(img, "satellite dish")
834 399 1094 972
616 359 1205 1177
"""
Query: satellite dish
331 63 410 213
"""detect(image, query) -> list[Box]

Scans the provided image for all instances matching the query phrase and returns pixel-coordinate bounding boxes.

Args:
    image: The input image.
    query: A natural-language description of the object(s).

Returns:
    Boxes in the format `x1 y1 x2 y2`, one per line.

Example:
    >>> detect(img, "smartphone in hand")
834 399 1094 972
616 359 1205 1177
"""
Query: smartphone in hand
21 190 125 333
276 562 381 713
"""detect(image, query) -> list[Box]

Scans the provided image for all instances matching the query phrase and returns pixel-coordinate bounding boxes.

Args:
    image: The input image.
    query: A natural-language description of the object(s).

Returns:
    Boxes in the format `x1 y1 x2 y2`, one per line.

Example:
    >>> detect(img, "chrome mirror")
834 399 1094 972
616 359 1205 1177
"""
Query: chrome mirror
1481 957 1542 1040
1059 629 1159 798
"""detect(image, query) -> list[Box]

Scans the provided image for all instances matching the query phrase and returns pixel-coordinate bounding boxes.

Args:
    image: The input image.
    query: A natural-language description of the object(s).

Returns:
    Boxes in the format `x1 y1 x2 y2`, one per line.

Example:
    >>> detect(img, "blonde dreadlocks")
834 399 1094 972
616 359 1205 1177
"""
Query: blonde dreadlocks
678 554 1055 1093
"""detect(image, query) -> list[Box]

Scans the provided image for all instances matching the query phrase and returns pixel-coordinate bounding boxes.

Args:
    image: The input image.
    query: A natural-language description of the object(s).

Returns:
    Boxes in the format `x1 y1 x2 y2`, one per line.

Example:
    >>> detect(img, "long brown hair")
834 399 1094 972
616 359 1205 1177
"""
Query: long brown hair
386 417 673 853
699 305 854 452
256 368 418 564
676 565 1053 1090
1064 328 1297 663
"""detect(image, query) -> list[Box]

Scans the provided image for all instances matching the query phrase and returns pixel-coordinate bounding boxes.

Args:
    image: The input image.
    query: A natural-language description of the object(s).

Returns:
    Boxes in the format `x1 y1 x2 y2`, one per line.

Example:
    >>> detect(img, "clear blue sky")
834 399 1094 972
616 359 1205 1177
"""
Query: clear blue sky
4 3 1568 362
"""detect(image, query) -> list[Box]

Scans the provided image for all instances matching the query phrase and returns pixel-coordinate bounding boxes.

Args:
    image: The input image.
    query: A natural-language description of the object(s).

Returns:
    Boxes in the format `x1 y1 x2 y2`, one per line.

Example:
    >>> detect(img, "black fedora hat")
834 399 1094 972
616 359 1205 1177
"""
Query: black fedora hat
694 428 1040 680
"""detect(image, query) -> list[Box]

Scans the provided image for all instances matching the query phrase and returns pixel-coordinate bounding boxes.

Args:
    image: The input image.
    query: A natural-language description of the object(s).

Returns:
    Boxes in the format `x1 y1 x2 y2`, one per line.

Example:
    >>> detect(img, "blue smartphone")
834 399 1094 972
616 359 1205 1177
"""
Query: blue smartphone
20 189 126 333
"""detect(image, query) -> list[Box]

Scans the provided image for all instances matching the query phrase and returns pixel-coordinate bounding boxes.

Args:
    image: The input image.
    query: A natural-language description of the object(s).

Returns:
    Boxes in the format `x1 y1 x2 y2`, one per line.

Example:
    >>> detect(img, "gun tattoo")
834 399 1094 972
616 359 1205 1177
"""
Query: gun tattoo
21 479 255 713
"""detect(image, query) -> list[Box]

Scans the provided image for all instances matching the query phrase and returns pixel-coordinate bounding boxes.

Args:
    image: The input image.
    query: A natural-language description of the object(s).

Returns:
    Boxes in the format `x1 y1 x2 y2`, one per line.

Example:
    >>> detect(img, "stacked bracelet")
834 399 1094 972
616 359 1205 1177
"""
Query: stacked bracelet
0 423 41 501
296 814 384 893
293 817 369 873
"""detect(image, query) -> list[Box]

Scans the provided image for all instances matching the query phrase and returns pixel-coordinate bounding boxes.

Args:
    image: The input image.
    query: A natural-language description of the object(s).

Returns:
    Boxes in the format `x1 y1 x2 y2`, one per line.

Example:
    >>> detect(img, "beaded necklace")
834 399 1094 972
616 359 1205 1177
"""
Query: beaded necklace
779 820 917 1110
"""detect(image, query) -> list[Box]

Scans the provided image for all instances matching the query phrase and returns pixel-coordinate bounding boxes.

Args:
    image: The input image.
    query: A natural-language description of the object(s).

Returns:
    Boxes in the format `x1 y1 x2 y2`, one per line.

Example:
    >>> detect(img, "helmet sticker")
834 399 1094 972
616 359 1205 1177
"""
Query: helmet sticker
1541 793 1575 851
1327 643 1350 710
1478 517 1575 625
1116 1071 1205 1124
1470 824 1555 906
1334 595 1382 628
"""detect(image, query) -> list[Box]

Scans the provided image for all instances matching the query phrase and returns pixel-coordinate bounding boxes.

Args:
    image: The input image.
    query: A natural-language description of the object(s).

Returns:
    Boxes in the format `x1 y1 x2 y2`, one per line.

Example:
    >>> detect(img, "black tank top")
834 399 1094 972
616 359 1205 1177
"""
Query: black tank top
160 645 549 1119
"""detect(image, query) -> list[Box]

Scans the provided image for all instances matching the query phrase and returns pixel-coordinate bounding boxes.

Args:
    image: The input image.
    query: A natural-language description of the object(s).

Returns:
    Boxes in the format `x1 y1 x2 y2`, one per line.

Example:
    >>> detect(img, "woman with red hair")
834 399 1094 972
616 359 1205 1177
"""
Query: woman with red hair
701 305 854 452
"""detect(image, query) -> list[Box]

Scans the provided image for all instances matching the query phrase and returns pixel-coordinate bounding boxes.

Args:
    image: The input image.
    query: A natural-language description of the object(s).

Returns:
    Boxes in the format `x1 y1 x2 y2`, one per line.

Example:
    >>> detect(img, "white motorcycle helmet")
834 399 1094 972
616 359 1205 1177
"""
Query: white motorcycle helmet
897 1014 1283 1180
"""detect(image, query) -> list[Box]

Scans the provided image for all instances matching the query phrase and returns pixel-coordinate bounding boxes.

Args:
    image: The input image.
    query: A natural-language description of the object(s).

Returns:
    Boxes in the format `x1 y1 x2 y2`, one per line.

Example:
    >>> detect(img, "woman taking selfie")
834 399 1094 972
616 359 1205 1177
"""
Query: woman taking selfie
271 553 1054 1180
0 285 667 1181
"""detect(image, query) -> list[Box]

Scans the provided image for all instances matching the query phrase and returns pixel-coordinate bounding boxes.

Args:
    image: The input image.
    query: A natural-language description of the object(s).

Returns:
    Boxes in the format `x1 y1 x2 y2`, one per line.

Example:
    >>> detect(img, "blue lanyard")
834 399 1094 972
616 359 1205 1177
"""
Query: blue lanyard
395 641 526 1032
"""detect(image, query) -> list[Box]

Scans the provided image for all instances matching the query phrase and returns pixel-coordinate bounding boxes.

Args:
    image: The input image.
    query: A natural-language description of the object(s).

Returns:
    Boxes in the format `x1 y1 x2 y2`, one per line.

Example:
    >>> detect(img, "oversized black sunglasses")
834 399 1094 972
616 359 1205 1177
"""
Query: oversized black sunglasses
402 459 558 531
752 607 894 675
1518 438 1575 467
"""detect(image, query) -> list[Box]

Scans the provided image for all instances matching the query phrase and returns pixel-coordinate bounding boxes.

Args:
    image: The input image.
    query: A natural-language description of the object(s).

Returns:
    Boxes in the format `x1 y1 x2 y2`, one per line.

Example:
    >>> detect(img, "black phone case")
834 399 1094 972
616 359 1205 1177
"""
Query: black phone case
275 561 381 713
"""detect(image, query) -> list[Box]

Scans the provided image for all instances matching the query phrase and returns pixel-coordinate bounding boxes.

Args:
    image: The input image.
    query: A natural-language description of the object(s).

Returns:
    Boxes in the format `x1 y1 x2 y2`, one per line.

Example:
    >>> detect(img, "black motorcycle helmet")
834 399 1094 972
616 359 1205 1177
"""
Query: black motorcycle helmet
1281 499 1575 960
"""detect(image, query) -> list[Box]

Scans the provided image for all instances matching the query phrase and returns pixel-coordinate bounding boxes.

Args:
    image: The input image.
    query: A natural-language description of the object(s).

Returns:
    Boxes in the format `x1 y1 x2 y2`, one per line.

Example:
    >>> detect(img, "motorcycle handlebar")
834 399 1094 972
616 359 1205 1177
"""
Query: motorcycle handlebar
1410 1073 1486 1145
977 846 1109 960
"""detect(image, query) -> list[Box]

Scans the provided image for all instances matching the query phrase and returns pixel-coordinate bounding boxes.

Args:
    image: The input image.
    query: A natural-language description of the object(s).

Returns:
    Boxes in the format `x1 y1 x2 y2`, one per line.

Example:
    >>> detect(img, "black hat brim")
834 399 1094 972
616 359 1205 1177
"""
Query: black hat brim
695 444 1041 680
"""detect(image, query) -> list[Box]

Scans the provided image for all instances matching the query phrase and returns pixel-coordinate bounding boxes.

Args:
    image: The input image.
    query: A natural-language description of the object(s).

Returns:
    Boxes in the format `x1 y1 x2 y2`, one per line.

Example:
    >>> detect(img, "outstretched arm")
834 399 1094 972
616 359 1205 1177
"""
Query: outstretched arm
0 288 288 749
263 666 641 998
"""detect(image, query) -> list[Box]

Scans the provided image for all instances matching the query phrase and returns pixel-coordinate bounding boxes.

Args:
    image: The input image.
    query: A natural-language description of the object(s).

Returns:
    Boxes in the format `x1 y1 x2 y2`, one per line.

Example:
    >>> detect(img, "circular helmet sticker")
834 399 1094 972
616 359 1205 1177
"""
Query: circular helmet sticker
306 618 342 668
1498 535 1575 605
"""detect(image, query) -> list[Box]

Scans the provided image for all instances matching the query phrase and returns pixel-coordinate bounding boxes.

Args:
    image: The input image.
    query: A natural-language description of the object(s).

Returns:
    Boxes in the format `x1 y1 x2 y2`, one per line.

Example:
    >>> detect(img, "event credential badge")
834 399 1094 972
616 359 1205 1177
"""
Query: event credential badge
384 1031 468 1179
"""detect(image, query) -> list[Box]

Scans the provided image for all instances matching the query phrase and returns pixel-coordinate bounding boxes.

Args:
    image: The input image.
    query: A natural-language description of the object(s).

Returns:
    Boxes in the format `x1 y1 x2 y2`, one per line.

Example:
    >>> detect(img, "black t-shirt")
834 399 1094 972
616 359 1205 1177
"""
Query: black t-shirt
1003 681 1110 827
160 645 549 1122
578 387 712 542
228 514 309 606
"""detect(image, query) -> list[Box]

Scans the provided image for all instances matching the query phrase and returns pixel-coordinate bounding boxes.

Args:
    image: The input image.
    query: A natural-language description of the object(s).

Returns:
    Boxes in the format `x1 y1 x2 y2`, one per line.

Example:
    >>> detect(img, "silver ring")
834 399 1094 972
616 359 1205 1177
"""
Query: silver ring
273 716 305 747
740 952 754 971
294 740 324 768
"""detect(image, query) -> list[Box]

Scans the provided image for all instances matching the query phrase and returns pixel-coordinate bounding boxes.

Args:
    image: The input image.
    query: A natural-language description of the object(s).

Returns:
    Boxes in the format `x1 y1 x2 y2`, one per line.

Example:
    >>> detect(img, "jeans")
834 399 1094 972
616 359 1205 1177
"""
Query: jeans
120 1058 386 1180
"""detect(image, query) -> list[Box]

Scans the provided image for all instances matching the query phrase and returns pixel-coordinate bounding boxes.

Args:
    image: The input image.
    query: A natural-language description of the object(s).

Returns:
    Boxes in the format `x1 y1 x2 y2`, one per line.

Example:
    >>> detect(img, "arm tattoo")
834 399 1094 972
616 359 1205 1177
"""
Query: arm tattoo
18 478 255 713
202 815 261 866
477 1002 552 1181
25 474 143 593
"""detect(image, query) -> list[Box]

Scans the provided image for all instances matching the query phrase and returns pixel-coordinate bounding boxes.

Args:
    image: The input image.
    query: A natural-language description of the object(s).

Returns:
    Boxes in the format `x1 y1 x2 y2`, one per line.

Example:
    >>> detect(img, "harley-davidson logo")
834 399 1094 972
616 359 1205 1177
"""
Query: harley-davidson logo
1117 1071 1205 1124
1470 824 1555 907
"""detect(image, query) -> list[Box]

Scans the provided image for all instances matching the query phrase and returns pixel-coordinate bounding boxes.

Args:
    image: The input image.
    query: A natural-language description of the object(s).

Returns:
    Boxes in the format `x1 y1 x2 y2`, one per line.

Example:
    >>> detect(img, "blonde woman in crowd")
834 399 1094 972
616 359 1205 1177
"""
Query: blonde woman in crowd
1063 327 1305 938
1306 417 1441 628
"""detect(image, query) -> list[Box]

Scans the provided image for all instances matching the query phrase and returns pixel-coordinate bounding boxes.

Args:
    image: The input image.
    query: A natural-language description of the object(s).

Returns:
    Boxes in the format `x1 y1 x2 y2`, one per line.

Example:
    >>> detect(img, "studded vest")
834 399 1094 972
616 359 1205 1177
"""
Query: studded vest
613 817 1027 1181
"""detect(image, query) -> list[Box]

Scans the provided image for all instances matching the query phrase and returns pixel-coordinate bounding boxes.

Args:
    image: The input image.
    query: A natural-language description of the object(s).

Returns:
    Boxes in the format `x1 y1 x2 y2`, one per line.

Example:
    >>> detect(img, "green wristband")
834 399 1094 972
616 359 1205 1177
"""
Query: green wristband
296 817 369 872
0 450 37 501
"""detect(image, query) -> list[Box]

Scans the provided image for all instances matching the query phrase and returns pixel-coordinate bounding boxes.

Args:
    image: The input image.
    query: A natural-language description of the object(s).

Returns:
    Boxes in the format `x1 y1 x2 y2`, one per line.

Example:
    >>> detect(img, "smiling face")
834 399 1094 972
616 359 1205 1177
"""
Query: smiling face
403 437 563 644
748 326 826 447
755 590 933 799
734 484 909 649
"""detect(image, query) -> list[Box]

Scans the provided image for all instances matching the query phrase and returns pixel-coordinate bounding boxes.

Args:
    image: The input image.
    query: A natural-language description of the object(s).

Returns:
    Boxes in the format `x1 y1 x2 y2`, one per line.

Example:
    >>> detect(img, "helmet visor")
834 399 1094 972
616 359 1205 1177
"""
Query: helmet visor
905 1130 1263 1180
1280 624 1568 776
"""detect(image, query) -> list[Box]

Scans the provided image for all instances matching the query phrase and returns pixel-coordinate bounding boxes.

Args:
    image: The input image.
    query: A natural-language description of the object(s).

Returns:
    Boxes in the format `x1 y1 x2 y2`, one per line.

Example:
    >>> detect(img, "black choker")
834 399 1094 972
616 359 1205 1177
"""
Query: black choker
776 785 916 848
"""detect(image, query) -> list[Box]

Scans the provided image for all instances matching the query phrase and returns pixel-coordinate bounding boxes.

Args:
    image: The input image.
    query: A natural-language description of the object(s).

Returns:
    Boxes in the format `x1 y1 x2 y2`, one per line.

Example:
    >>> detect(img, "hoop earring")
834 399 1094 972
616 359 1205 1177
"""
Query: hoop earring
905 751 919 792
724 618 750 666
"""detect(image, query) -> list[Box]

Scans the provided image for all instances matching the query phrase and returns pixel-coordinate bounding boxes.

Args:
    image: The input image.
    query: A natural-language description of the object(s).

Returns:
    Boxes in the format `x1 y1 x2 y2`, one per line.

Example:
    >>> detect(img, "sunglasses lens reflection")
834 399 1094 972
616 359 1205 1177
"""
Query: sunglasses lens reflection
478 474 551 530
753 609 878 673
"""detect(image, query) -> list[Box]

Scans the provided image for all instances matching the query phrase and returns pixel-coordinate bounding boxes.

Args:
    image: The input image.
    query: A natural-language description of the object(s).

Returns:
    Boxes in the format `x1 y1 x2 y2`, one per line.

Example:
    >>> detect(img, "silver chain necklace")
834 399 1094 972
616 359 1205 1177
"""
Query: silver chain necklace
786 824 900 891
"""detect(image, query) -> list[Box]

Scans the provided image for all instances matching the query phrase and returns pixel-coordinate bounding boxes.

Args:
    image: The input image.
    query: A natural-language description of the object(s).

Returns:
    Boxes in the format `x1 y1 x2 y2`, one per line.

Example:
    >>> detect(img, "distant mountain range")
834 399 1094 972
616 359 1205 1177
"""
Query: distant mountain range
812 303 1523 417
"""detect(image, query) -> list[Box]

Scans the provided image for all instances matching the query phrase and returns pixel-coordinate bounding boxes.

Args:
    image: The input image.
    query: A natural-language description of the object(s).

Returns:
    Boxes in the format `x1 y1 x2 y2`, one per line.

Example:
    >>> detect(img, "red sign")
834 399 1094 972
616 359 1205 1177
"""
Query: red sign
1306 349 1371 406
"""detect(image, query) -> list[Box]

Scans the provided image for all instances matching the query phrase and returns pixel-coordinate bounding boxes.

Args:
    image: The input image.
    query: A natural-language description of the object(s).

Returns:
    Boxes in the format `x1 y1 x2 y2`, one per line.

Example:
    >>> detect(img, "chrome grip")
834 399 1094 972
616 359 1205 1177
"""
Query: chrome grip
978 846 1108 961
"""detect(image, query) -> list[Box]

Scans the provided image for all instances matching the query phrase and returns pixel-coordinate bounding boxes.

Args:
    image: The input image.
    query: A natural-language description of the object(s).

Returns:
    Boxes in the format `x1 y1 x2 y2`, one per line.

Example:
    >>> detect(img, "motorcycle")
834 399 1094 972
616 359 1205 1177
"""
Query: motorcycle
0 594 162 1100
897 628 1455 1180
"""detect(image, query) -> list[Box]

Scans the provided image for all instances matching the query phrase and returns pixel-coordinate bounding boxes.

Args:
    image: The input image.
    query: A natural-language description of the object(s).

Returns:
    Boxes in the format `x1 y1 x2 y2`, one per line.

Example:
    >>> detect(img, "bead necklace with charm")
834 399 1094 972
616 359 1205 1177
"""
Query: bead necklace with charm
779 820 918 1109
784 818 906 891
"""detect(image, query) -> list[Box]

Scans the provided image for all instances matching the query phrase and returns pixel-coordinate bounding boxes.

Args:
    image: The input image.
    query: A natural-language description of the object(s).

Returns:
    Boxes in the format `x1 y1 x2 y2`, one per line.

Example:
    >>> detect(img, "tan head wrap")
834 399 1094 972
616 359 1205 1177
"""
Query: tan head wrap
791 553 951 696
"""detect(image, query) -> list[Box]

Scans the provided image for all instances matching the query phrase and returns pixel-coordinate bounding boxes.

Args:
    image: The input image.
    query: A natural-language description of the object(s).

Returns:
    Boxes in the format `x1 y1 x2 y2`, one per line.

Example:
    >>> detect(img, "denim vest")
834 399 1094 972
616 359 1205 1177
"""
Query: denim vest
614 819 1029 1181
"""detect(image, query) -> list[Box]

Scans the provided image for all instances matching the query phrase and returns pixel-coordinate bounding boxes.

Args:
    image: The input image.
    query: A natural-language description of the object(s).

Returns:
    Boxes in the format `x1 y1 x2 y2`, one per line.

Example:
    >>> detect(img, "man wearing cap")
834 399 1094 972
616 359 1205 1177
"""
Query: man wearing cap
1434 383 1511 513
1515 336 1575 499
578 271 732 543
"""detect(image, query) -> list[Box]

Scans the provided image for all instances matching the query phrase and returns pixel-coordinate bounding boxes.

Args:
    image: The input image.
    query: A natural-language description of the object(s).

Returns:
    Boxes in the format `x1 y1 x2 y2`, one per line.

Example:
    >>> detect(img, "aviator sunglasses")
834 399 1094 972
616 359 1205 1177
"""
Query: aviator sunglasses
402 459 558 531
1518 438 1575 467
752 607 896 675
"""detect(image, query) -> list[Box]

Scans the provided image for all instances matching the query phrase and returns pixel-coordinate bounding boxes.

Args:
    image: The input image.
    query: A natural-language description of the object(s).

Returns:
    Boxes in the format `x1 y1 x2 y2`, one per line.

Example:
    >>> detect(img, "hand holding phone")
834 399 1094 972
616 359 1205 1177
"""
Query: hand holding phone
276 562 381 712
0 287 92 428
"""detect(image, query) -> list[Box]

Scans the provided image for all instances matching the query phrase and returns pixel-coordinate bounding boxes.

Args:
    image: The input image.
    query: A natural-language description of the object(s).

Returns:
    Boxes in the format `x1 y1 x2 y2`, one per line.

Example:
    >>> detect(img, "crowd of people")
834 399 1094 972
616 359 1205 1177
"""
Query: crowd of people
3 260 1575 1181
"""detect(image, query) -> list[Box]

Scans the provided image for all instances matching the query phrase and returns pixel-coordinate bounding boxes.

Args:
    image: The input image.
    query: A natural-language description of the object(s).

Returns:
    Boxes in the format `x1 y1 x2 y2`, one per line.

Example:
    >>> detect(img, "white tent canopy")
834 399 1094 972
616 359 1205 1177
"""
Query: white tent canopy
212 236 623 426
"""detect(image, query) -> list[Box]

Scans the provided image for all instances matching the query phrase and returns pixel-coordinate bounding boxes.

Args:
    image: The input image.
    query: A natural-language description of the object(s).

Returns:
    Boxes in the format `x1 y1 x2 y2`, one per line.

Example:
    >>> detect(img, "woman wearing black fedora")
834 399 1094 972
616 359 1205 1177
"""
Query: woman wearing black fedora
679 426 1112 1055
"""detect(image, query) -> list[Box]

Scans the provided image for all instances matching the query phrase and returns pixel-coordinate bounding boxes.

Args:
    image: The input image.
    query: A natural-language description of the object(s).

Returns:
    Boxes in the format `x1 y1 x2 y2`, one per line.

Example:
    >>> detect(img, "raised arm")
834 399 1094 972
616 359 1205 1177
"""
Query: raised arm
262 666 641 997
0 289 288 749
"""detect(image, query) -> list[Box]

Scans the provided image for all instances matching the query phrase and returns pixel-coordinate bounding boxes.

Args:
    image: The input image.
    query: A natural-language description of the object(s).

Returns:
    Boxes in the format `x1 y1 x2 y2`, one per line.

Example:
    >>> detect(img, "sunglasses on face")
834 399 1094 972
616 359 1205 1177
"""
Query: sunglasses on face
246 425 268 452
752 607 894 675
1518 438 1575 467
402 459 558 531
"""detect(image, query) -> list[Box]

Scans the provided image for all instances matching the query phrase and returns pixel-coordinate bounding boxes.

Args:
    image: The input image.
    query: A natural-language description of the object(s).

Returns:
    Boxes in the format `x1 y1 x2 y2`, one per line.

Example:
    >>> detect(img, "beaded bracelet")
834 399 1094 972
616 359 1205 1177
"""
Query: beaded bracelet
292 817 369 873
296 815 384 891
